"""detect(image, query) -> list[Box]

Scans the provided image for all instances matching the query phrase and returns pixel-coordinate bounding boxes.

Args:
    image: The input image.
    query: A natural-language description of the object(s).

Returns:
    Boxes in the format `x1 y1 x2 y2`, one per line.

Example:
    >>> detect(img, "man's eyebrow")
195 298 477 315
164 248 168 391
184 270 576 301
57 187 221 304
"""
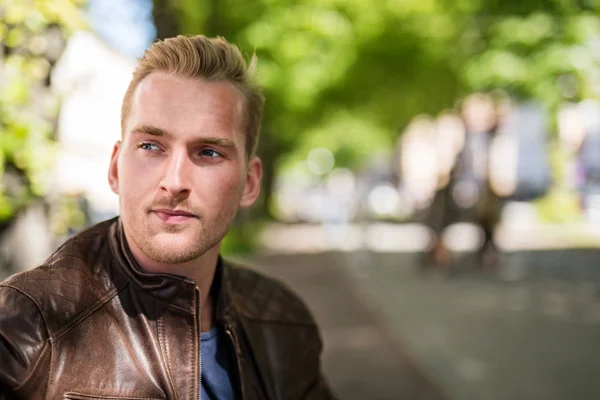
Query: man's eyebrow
132 125 168 136
197 137 237 149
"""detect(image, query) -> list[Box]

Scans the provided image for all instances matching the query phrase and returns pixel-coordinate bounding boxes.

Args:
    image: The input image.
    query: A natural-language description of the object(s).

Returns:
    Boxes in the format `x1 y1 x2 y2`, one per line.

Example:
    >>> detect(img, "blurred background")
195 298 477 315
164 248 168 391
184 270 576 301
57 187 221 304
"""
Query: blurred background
2 0 600 399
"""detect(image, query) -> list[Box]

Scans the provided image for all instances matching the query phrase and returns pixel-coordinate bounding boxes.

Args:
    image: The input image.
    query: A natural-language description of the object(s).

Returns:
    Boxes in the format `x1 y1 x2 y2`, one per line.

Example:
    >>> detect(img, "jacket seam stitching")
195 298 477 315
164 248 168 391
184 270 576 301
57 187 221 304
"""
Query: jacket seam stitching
188 314 194 400
0 285 51 334
156 310 177 399
43 233 104 266
13 341 51 394
63 392 163 399
52 285 124 341
153 297 193 314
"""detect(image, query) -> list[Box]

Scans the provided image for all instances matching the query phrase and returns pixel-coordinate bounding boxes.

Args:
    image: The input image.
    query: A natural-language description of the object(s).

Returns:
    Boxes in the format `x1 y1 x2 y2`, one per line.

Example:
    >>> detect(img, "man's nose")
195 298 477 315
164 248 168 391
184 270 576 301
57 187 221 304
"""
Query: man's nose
160 149 192 199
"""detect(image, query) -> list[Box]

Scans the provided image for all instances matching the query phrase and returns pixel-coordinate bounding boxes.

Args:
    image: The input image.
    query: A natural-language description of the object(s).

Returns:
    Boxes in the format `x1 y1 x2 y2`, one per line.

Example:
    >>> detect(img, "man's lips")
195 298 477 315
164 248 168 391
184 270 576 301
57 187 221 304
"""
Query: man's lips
153 209 197 217
151 209 199 222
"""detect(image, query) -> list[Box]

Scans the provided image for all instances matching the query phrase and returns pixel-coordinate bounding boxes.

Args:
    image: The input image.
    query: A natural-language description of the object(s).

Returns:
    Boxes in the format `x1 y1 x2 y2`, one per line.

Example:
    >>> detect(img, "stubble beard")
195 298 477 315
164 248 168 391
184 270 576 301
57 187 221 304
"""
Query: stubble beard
131 207 238 265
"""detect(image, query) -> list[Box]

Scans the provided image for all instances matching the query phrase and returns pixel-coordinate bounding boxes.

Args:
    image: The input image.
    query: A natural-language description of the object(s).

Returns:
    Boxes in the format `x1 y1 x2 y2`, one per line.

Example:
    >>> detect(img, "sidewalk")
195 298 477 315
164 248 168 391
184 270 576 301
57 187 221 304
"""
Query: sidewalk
348 251 600 400
239 252 451 400
241 248 600 400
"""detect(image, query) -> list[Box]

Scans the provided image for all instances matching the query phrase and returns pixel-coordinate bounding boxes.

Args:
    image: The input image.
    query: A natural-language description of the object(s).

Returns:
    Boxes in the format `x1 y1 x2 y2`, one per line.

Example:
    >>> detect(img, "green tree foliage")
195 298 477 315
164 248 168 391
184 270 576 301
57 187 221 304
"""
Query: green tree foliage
0 0 84 223
459 2 600 110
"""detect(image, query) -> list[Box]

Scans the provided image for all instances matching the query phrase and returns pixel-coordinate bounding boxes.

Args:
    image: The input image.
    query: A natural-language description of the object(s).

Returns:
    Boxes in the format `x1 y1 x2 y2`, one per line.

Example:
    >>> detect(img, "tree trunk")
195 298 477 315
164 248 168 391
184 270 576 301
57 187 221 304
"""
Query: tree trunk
152 0 181 39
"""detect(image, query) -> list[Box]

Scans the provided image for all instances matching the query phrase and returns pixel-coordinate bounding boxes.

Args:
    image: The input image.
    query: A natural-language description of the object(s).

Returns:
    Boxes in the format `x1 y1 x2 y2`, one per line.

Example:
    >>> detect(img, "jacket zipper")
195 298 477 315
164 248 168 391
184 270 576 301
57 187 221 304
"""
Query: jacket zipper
196 287 202 400
225 323 245 400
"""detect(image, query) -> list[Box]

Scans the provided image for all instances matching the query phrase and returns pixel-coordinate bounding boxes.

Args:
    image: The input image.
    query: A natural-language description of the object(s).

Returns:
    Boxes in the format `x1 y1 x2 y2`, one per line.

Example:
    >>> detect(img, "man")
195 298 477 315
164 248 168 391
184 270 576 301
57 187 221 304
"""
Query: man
0 35 334 400
424 93 501 272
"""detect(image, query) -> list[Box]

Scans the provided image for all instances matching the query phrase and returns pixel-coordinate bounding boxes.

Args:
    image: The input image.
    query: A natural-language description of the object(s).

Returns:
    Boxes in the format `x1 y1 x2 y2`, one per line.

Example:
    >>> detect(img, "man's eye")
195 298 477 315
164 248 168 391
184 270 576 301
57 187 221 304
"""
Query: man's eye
200 149 221 158
139 143 160 151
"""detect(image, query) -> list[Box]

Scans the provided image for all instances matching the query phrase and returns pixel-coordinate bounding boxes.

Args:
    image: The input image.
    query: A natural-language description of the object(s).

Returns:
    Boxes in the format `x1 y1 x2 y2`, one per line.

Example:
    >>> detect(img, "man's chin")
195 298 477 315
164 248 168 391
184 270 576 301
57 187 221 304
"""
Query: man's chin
146 245 202 264
141 234 203 264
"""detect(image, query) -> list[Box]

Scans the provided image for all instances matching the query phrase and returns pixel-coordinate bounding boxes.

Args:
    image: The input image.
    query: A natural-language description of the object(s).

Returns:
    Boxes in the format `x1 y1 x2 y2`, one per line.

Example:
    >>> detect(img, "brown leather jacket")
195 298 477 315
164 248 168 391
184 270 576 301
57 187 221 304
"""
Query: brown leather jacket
0 218 334 400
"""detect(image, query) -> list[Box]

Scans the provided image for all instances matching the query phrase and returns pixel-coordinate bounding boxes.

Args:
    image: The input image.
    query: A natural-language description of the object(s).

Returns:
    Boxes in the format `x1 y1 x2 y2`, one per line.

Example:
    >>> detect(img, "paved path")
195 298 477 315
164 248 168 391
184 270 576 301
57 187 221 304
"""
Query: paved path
241 249 600 400
240 252 451 400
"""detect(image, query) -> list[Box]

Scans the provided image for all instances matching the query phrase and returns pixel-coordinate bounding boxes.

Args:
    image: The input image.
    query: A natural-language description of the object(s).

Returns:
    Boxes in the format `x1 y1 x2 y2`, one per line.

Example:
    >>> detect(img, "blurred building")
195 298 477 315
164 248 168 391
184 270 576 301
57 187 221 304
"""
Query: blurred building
52 30 134 222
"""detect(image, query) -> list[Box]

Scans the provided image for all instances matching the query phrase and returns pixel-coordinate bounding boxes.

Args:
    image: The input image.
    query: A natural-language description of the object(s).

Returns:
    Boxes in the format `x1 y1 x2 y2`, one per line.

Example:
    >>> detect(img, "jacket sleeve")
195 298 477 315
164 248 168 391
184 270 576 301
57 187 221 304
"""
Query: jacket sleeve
0 285 50 397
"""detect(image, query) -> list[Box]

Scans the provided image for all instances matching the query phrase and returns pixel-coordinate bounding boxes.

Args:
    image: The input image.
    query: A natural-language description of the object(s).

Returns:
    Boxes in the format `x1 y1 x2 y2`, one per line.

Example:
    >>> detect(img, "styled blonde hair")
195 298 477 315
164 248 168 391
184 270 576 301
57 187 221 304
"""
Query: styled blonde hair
121 35 264 158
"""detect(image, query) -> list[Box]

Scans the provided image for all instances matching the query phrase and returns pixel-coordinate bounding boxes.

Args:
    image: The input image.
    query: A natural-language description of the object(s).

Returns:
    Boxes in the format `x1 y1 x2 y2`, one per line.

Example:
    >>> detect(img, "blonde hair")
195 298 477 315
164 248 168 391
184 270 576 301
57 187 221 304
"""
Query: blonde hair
121 35 264 158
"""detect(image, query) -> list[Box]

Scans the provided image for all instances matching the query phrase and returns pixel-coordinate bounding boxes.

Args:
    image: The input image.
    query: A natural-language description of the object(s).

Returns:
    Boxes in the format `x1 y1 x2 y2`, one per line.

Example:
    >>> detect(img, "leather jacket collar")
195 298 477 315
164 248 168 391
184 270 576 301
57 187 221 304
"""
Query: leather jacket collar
108 218 234 321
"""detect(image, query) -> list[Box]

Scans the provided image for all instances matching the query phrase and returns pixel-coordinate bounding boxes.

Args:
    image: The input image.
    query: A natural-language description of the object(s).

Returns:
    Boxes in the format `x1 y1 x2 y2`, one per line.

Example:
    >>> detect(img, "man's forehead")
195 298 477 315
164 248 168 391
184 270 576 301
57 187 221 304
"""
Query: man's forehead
134 72 245 108
128 73 245 126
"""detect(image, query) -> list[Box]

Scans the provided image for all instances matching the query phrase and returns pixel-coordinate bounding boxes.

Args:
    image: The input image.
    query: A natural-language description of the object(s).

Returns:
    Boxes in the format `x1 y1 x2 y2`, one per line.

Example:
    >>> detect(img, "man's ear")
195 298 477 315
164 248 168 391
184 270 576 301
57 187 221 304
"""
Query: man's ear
240 157 262 208
108 141 121 195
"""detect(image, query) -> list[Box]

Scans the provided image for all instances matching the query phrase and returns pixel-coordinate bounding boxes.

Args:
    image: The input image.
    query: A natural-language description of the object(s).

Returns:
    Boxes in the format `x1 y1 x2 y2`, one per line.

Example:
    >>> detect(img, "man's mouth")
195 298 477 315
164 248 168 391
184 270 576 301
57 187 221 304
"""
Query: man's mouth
152 209 198 223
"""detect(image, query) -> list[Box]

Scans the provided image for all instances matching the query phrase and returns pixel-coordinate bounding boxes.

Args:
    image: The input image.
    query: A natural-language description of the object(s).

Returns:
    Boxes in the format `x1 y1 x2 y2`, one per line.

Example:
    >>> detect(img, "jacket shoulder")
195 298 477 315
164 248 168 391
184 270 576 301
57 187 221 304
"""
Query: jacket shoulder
0 219 124 338
225 262 317 326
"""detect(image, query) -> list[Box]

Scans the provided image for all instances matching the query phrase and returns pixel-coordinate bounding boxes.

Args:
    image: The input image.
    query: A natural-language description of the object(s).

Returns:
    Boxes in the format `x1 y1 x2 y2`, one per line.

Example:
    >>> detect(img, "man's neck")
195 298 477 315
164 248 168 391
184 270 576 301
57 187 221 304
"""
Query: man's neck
124 232 220 332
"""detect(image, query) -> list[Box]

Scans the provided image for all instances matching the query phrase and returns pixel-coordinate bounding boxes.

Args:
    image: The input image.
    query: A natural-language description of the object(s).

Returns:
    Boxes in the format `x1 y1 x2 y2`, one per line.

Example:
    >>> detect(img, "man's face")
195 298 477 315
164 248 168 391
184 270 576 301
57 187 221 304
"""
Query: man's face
109 72 261 264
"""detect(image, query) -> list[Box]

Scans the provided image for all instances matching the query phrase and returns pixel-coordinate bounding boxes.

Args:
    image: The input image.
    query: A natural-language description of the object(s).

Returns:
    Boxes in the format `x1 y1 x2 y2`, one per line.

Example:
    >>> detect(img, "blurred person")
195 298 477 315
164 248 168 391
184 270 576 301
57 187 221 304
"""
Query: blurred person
505 103 551 202
397 116 440 211
323 168 357 247
419 113 465 270
425 93 502 272
577 101 600 222
558 103 587 194
0 35 334 399
579 131 600 222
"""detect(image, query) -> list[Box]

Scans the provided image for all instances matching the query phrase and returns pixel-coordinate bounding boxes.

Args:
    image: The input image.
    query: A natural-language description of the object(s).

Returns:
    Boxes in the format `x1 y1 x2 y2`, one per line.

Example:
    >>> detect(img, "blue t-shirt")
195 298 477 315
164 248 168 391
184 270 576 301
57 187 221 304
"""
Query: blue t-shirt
200 326 236 400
